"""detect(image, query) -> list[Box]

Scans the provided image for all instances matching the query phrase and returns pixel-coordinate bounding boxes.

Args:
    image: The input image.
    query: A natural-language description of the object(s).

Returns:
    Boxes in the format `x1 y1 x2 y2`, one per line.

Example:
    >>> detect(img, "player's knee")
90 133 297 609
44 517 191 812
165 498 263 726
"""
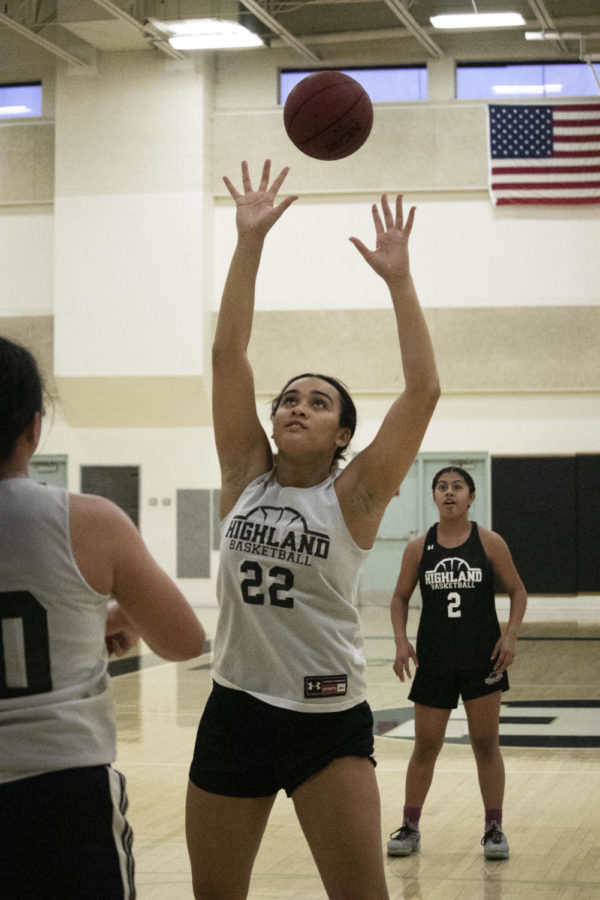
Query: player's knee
470 733 500 761
413 736 444 763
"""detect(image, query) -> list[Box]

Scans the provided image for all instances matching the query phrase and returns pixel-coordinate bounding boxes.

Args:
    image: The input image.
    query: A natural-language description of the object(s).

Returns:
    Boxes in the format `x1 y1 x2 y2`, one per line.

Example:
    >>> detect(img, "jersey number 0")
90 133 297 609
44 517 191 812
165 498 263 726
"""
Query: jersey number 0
0 591 52 698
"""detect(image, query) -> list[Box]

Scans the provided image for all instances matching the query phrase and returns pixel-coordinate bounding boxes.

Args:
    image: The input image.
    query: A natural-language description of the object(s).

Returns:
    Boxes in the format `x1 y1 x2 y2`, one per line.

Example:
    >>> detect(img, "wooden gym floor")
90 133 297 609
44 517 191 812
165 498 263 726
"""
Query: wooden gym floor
110 602 600 899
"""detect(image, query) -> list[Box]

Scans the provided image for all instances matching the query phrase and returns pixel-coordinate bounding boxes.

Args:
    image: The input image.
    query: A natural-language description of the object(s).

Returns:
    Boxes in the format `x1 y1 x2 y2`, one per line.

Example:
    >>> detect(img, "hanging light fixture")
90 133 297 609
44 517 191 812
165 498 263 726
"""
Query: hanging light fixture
148 17 263 50
431 1 525 30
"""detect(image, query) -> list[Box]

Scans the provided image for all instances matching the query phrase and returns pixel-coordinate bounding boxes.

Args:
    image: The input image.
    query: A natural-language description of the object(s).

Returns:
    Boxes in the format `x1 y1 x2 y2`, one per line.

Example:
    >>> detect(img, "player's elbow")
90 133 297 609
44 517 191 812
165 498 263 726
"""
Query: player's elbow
404 376 441 412
183 621 207 660
157 621 206 661
424 374 441 404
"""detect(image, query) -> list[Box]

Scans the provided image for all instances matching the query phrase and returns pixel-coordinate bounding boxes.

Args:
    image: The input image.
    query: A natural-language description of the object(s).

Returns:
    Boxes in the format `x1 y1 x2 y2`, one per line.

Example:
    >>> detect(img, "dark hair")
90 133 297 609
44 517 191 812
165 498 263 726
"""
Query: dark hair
0 337 45 462
432 466 476 495
271 372 357 464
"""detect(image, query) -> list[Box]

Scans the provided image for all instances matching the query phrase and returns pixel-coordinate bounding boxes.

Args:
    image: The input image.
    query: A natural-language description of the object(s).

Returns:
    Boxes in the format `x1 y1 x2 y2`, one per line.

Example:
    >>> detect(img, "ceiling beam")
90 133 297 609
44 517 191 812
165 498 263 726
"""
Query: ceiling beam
238 0 321 62
381 0 444 58
89 0 184 60
0 11 89 66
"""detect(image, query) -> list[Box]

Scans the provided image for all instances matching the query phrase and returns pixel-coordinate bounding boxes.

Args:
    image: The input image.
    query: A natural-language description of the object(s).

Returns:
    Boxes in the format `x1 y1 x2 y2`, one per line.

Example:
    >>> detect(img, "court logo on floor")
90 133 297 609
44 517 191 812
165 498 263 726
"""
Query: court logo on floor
372 700 600 748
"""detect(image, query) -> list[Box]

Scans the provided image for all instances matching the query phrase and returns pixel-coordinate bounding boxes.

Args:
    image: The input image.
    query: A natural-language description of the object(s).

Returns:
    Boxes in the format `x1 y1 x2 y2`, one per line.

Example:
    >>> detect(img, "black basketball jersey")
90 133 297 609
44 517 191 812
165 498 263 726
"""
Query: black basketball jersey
416 522 501 671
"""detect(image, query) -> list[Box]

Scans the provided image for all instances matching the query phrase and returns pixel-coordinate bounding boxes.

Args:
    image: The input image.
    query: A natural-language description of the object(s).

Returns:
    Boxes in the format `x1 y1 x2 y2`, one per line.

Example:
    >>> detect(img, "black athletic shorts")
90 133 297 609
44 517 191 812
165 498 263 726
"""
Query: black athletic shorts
408 665 509 709
0 765 135 900
189 680 376 798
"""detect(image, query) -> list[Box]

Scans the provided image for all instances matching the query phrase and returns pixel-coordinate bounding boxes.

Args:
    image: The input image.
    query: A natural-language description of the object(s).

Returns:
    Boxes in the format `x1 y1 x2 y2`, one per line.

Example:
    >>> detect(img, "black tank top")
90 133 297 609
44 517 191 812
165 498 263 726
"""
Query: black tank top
416 522 500 671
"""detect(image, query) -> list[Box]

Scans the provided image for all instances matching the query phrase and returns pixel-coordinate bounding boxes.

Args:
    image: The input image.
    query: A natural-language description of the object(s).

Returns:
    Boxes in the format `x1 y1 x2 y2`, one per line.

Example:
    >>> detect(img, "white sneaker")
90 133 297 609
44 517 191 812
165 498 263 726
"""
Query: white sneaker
387 824 420 857
482 824 509 859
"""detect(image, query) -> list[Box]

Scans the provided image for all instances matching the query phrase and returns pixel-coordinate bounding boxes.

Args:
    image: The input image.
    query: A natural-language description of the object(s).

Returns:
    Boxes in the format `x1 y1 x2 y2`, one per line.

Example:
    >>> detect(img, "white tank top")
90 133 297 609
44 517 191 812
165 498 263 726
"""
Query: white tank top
213 470 370 712
0 478 115 783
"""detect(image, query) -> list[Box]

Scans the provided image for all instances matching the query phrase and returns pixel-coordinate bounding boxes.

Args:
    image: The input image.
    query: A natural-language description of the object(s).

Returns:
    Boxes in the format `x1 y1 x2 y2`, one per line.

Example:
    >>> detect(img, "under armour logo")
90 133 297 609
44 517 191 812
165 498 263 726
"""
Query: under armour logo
304 674 347 698
427 544 435 550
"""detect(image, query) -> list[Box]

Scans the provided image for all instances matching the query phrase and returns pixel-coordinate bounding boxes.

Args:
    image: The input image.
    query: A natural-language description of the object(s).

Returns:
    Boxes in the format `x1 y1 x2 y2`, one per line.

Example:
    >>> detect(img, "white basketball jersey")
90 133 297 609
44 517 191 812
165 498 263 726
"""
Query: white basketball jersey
213 470 370 712
0 478 115 783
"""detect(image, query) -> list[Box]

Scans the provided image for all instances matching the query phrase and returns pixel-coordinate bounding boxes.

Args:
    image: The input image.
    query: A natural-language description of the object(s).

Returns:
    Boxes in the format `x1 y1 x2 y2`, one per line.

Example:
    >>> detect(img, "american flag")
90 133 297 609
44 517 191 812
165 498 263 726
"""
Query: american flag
488 102 600 206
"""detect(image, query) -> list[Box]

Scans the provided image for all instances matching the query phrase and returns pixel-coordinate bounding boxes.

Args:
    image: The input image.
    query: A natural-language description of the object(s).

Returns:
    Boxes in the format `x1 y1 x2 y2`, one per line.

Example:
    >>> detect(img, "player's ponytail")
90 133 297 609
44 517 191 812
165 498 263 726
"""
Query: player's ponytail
0 337 45 462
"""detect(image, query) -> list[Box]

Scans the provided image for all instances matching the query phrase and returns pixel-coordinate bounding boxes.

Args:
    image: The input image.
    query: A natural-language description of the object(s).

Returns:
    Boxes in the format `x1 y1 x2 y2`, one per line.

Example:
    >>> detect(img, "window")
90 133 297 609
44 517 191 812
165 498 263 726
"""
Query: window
457 62 600 100
0 83 42 119
280 67 428 104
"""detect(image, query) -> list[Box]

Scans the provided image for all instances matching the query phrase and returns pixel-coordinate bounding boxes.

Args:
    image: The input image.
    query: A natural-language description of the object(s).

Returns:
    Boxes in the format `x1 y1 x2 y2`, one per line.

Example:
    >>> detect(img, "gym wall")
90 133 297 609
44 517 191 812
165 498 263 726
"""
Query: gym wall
0 48 598 601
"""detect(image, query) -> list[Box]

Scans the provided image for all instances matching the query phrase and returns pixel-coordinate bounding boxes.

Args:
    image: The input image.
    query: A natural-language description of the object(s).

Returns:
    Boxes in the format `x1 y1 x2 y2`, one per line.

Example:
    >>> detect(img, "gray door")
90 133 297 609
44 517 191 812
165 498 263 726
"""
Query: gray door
28 455 68 488
359 461 419 604
177 489 211 578
80 466 139 526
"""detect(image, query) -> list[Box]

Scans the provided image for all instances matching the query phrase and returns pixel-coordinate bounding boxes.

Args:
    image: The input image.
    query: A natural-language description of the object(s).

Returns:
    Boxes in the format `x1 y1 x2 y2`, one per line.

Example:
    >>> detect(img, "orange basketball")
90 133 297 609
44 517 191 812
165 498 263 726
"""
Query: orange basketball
283 71 373 161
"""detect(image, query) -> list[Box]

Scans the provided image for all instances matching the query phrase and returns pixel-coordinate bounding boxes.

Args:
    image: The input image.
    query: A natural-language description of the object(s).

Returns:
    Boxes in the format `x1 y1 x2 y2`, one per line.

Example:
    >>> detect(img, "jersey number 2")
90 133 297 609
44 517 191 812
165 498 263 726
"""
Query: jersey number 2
0 591 52 698
447 591 462 618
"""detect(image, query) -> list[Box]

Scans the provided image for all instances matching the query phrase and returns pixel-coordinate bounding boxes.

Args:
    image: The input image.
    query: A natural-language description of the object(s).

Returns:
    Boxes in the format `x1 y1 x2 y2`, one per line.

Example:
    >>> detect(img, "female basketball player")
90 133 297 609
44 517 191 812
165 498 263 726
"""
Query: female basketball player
0 336 206 899
387 466 527 861
185 159 440 900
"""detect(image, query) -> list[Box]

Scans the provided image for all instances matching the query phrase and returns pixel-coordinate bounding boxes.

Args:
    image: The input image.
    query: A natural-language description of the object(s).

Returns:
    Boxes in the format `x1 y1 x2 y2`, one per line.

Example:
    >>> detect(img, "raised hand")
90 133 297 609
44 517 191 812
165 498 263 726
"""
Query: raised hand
223 159 298 242
349 193 415 284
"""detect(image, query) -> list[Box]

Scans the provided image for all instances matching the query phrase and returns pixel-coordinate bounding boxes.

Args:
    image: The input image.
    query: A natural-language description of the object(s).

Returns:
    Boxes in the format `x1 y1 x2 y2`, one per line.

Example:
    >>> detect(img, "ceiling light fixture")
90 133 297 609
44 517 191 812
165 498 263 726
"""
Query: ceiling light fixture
525 31 587 41
431 12 525 29
492 83 563 95
149 18 263 50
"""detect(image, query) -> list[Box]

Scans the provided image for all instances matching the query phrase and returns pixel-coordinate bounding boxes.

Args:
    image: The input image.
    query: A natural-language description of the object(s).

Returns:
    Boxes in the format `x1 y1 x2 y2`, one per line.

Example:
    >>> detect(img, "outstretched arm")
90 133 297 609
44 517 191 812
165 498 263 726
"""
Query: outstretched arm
338 194 440 547
213 160 298 517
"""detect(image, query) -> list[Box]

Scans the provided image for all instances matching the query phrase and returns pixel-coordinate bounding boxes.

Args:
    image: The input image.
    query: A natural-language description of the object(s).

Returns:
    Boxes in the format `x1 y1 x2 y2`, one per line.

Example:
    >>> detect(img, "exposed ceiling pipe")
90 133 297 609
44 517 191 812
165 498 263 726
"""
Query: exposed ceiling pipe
0 11 89 66
527 0 569 54
529 31 600 42
237 0 321 62
382 0 444 58
583 57 600 92
89 0 185 60
270 27 415 48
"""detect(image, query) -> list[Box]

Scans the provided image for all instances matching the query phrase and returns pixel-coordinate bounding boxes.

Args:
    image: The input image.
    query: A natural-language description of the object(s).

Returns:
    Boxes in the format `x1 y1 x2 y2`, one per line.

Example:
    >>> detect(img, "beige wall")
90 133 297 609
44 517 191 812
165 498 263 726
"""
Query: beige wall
52 53 213 426
0 123 54 203
213 104 488 195
0 47 598 600
245 307 600 395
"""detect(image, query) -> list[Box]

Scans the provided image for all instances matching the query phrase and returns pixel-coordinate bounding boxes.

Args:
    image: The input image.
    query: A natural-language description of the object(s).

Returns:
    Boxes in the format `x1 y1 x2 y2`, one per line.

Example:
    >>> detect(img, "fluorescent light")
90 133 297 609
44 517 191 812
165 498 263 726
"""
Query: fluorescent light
526 31 585 41
169 31 263 49
150 18 263 50
492 84 563 95
0 105 32 116
431 12 525 29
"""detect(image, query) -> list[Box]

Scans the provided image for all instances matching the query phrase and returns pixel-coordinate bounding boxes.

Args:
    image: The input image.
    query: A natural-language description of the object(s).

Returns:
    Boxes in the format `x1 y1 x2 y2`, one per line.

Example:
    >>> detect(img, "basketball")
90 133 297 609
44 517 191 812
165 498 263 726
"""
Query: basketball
283 71 373 161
